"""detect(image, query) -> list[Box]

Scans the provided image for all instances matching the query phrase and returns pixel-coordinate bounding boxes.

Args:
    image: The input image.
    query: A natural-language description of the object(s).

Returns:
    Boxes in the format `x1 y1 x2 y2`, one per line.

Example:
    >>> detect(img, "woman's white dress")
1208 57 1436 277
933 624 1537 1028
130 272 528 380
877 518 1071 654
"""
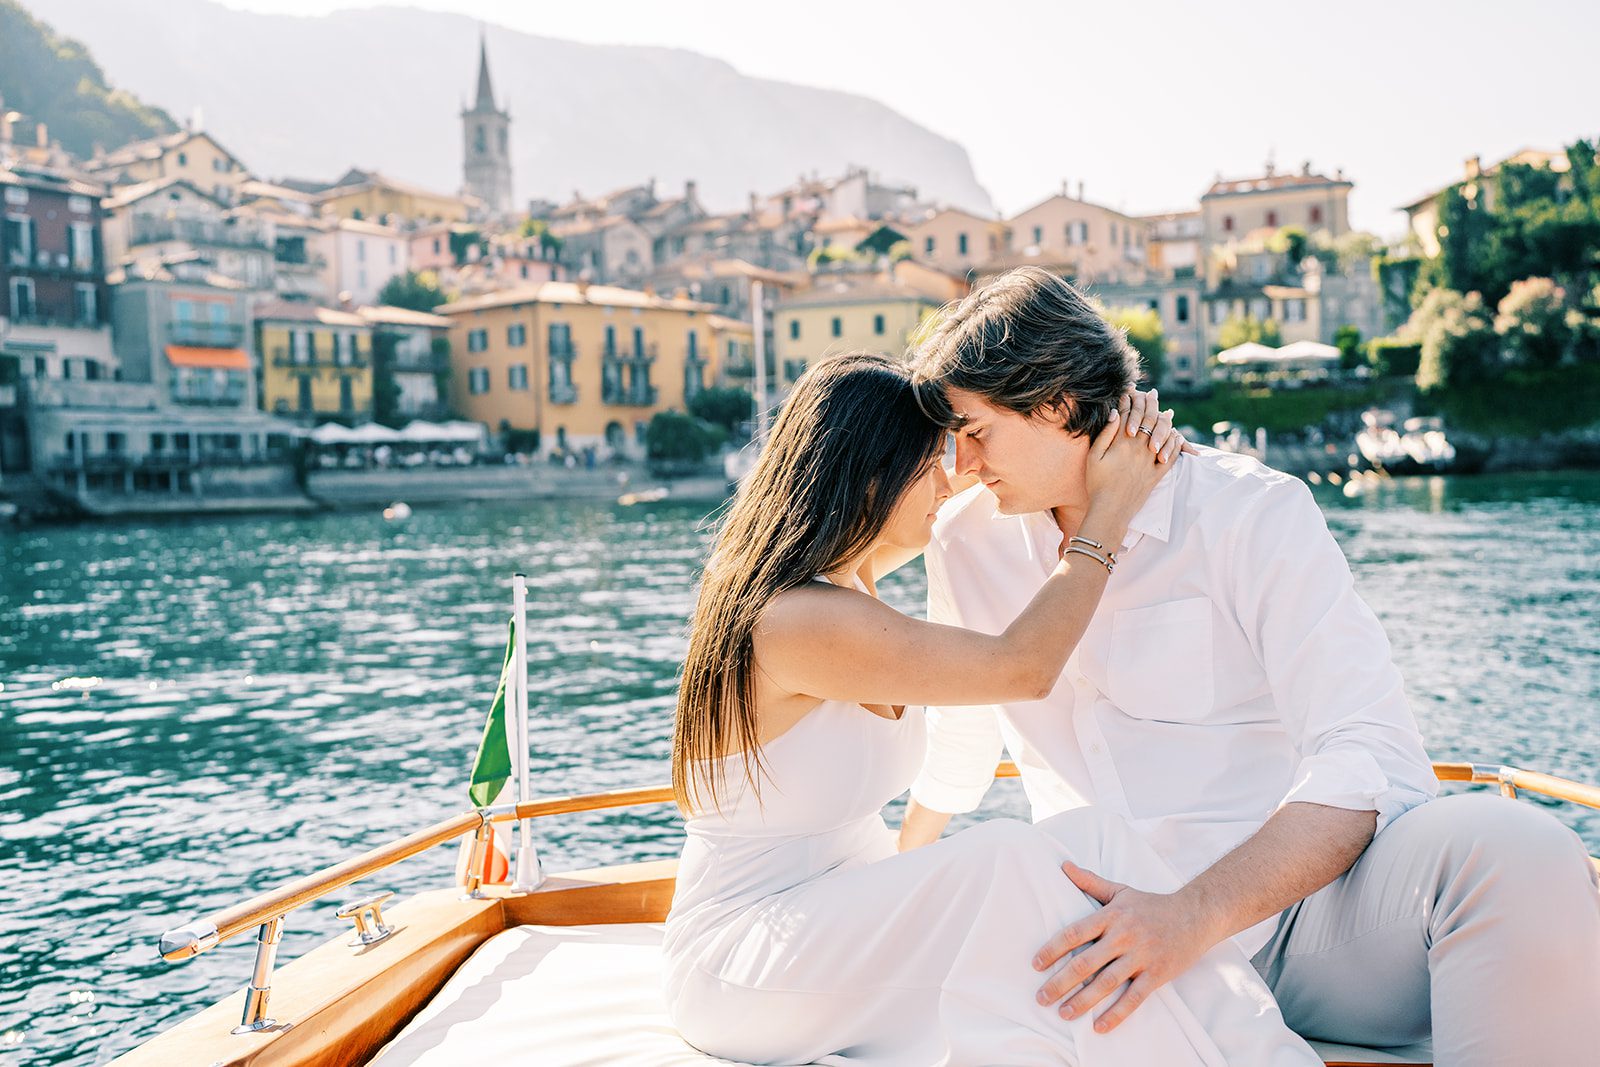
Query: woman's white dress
664 601 1318 1065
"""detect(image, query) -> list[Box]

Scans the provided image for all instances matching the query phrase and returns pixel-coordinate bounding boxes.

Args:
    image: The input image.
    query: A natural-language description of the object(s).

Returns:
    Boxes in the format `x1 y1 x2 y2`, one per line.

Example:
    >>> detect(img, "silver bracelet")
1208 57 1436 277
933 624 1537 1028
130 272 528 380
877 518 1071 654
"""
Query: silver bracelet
1069 535 1107 552
1063 544 1115 574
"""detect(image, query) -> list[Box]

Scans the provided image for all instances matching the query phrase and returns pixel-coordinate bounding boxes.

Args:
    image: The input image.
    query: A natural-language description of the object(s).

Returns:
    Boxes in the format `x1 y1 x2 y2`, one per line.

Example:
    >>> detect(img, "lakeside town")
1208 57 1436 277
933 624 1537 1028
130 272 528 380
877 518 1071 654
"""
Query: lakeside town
1 28 1597 523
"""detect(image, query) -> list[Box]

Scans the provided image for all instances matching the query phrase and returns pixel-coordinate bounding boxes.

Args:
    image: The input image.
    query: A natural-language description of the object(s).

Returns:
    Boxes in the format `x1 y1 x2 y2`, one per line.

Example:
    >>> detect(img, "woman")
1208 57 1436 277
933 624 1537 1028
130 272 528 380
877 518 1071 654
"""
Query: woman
665 353 1316 1066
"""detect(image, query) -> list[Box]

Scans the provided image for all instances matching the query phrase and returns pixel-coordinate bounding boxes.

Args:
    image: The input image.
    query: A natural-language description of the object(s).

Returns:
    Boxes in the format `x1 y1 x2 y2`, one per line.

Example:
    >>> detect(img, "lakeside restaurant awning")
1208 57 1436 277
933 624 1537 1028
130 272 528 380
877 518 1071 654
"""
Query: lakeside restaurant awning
165 345 250 371
1275 340 1341 362
310 422 405 445
1214 341 1281 365
398 419 487 444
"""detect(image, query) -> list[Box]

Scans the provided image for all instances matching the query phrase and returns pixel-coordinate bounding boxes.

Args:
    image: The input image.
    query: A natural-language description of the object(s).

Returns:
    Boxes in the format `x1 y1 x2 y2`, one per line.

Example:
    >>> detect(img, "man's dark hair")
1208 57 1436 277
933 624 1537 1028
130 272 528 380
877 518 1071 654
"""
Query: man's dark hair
909 266 1141 437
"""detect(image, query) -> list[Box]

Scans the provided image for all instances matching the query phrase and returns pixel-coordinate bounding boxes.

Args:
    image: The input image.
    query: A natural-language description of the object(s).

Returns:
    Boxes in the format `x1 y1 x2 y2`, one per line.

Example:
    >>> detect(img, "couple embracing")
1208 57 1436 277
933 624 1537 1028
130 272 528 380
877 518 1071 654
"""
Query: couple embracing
662 267 1600 1065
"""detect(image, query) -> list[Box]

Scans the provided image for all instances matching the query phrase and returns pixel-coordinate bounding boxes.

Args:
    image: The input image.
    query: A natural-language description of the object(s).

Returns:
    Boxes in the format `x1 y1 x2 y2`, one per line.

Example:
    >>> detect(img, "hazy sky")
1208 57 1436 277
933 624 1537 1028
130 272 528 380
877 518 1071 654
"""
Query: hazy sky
218 0 1597 234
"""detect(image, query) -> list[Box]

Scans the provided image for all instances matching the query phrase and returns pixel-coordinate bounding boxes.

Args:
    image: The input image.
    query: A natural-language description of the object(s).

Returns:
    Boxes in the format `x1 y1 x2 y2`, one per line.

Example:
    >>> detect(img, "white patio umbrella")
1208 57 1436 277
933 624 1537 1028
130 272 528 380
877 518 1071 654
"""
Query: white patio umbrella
1214 341 1281 365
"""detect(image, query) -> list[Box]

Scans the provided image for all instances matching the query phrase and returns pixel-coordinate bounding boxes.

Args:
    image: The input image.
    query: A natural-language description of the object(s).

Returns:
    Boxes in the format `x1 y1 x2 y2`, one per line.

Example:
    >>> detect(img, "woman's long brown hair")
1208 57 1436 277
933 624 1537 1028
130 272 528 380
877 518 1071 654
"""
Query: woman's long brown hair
672 352 947 814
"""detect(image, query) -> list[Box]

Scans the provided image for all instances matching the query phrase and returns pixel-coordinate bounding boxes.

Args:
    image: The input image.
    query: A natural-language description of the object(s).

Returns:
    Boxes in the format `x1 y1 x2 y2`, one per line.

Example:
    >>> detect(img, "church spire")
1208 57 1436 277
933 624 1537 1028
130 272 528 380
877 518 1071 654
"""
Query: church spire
473 27 496 112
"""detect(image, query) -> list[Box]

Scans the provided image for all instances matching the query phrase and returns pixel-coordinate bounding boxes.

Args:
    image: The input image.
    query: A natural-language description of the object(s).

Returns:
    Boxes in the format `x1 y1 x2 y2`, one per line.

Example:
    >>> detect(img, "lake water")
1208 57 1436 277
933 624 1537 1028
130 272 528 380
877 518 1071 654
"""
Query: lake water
2 470 1598 1064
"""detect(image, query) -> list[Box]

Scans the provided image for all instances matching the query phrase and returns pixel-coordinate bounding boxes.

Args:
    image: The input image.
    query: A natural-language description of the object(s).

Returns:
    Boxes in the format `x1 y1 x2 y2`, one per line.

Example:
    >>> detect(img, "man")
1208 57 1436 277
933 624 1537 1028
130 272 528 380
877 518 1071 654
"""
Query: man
899 266 1600 1062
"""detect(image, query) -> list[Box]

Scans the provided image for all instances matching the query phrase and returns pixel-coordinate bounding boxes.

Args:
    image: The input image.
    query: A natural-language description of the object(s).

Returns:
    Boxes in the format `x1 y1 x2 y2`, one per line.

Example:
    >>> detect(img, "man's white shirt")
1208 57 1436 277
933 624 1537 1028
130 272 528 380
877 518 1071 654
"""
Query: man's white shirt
910 447 1437 954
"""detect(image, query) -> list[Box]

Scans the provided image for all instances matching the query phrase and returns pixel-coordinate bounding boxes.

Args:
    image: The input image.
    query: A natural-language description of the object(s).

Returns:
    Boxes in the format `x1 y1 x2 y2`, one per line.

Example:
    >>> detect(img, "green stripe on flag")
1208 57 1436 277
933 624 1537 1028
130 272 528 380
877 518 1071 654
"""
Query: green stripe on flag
468 617 515 808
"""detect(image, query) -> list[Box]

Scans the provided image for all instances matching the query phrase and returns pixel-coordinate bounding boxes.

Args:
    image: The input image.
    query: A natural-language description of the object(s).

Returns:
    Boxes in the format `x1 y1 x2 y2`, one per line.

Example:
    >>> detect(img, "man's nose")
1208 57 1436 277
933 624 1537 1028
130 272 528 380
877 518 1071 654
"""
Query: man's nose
954 436 981 477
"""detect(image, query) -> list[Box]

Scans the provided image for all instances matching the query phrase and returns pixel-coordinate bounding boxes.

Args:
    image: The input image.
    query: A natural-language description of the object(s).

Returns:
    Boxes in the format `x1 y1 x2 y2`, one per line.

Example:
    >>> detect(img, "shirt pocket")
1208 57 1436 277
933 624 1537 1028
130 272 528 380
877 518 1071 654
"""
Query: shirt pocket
1106 597 1215 723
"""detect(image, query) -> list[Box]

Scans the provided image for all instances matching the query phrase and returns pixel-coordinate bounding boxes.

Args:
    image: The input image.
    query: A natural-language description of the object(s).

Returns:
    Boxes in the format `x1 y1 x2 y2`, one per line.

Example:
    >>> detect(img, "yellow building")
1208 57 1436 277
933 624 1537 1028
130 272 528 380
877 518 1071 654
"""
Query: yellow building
254 301 374 423
773 276 942 384
708 314 756 385
85 130 251 204
437 280 725 457
316 170 479 226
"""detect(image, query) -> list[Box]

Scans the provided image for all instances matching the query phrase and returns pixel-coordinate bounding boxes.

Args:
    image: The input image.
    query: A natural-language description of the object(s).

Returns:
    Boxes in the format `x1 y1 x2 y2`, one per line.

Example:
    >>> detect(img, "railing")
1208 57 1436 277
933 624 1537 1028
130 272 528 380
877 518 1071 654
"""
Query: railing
549 382 579 404
7 311 103 330
601 379 658 406
131 215 271 250
169 320 245 347
4 248 97 275
149 755 1600 1036
272 346 316 368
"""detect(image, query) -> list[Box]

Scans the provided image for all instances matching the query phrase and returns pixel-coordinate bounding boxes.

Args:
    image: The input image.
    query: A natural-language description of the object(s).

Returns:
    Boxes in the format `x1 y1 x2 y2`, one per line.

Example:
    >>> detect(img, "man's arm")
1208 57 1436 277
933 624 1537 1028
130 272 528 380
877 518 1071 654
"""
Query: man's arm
1034 476 1435 1031
1033 802 1372 1031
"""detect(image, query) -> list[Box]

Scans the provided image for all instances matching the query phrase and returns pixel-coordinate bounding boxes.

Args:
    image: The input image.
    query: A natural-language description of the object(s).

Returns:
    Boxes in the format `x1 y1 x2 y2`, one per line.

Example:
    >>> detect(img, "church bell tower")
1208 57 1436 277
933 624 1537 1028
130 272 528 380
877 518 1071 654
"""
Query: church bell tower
462 29 513 218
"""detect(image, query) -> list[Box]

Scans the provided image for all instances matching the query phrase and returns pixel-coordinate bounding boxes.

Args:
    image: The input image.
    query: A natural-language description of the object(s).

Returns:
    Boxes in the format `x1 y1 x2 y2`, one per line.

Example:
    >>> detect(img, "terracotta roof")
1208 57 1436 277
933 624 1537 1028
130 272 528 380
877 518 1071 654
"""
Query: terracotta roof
436 280 717 315
254 299 369 327
358 305 452 328
550 214 638 238
1203 171 1350 198
902 206 1006 229
103 176 225 210
317 171 473 206
0 166 104 198
89 129 246 174
1008 193 1137 224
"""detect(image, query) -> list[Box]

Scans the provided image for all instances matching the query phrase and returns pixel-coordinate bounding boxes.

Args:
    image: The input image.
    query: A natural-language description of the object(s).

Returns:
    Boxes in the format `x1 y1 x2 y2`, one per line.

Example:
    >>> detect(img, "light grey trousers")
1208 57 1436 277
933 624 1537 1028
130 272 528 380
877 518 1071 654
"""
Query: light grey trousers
1249 793 1600 1065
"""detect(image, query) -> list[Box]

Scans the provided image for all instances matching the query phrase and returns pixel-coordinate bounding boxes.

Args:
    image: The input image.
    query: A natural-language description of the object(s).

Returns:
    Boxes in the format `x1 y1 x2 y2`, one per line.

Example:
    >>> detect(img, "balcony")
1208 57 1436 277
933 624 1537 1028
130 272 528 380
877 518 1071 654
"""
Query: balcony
7 311 102 330
5 247 97 277
549 381 579 404
601 378 658 406
131 215 271 251
272 345 317 368
169 319 245 347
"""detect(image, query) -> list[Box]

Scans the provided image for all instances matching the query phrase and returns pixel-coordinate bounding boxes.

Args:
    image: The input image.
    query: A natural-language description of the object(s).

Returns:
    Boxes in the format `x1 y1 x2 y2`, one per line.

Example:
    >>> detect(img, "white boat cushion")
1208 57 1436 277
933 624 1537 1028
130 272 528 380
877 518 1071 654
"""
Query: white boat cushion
371 922 1432 1066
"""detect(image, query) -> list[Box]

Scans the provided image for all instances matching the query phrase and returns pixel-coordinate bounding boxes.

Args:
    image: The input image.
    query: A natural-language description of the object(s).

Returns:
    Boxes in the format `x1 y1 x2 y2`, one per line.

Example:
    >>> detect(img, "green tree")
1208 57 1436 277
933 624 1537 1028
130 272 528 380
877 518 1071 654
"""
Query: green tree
1332 325 1366 371
688 386 754 434
377 271 446 312
0 0 177 159
1104 305 1167 385
1216 314 1282 352
1494 277 1579 370
1267 226 1309 270
517 217 563 254
646 411 724 468
1407 289 1497 392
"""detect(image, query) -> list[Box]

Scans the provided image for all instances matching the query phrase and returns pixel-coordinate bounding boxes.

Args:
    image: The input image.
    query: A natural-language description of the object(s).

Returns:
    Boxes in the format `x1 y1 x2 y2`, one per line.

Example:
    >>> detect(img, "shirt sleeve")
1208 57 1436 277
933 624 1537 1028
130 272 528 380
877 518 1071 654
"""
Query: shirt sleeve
1227 477 1437 834
907 533 1006 815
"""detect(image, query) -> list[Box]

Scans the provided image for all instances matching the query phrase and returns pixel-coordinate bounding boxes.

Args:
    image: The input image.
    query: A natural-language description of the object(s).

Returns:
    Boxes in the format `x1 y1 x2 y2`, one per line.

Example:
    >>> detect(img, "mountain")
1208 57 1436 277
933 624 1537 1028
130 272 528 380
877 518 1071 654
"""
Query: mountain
0 0 175 160
20 0 995 216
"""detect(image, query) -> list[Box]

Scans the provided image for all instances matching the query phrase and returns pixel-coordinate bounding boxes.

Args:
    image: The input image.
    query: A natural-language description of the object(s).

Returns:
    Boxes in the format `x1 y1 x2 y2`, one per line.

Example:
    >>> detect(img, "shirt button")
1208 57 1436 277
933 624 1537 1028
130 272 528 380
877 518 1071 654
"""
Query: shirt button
1088 744 1102 755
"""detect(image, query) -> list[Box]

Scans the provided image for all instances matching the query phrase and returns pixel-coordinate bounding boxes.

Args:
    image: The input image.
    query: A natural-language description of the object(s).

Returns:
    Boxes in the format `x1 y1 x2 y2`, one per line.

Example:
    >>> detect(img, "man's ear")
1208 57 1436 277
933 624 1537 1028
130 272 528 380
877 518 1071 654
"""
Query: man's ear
1033 397 1075 430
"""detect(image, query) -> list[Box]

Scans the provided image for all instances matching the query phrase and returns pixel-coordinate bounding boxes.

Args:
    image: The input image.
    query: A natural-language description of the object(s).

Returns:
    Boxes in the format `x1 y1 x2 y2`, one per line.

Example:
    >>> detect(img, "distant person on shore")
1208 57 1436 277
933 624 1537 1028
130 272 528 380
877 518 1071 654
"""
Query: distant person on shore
664 353 1320 1064
897 266 1600 1063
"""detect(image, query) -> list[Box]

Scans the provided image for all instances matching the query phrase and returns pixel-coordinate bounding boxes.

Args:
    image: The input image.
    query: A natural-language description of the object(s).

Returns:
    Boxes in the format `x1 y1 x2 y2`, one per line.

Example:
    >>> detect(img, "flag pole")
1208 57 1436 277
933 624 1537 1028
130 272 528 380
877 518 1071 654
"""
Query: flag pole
511 573 542 890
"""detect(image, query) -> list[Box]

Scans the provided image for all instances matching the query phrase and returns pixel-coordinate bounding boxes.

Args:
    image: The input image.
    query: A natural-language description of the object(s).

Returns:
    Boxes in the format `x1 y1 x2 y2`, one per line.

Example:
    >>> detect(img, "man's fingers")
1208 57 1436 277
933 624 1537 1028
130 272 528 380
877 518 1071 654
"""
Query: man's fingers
1033 912 1107 971
1093 975 1158 1033
1060 957 1137 1020
1061 860 1122 905
1035 940 1117 1006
